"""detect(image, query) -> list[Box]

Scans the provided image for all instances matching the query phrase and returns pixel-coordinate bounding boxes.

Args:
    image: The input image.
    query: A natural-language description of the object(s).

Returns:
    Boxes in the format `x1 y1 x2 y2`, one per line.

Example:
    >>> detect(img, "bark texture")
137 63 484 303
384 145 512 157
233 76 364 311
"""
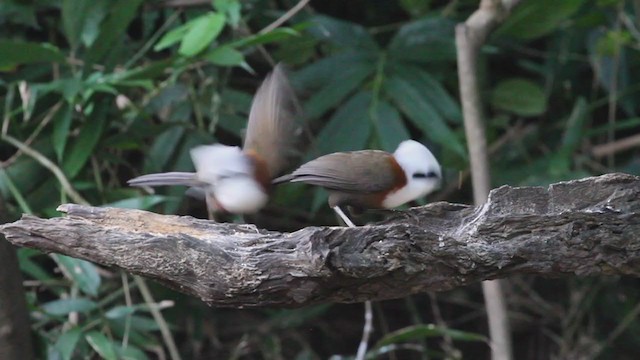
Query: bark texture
0 173 639 308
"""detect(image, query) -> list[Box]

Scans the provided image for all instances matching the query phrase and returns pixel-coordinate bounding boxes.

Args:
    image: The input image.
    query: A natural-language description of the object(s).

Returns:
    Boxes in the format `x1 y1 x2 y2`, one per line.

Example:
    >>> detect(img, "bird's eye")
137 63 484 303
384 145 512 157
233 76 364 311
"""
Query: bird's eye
413 171 439 179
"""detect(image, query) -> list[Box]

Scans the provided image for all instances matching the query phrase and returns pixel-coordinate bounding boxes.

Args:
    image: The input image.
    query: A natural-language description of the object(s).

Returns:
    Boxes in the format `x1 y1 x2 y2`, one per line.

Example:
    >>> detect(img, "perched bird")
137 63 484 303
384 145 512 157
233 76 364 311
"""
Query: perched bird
273 140 442 226
128 64 302 214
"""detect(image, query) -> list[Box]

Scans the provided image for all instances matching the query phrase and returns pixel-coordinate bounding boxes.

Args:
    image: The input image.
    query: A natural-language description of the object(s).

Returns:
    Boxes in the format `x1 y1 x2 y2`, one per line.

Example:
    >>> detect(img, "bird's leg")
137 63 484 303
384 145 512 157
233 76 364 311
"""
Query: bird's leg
332 206 356 227
205 195 217 222
331 206 372 359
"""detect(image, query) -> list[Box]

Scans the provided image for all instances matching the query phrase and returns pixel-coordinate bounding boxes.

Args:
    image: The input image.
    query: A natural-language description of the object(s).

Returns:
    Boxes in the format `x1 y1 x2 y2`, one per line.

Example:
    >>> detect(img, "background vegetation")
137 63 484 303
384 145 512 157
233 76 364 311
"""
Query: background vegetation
1 0 640 358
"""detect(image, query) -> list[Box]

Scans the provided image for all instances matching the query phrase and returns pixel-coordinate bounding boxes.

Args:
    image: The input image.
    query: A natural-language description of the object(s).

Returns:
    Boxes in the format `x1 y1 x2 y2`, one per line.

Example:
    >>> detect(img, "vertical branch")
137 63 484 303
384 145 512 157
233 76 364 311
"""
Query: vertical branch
0 195 34 360
455 1 522 360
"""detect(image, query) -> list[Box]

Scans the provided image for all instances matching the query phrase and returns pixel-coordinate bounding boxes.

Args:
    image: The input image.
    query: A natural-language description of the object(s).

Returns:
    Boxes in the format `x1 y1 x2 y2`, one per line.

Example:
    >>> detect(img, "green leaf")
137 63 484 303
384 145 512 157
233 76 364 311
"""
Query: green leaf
86 0 144 64
42 298 97 316
80 1 109 47
179 12 226 57
213 0 241 27
62 0 93 49
116 344 149 360
154 22 193 52
303 59 375 119
388 16 456 62
312 91 373 156
53 103 73 161
62 109 106 179
53 327 83 360
52 255 102 297
496 0 585 40
371 100 410 152
385 76 466 157
85 331 118 360
390 64 462 123
308 15 379 51
204 45 244 66
145 126 186 172
374 324 487 348
490 78 547 117
0 41 64 70
549 97 589 176
105 305 138 319
17 249 52 283
231 28 299 48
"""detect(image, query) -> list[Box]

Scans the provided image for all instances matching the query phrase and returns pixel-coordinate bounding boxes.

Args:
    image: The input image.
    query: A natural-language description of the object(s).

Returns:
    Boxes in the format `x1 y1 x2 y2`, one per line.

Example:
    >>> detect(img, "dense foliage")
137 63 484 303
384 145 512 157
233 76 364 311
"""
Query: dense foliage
1 0 639 358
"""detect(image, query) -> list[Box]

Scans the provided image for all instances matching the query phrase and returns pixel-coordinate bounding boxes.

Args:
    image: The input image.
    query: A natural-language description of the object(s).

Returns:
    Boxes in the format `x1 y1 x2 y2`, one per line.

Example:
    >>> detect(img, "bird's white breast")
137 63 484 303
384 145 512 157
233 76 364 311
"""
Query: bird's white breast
214 177 268 214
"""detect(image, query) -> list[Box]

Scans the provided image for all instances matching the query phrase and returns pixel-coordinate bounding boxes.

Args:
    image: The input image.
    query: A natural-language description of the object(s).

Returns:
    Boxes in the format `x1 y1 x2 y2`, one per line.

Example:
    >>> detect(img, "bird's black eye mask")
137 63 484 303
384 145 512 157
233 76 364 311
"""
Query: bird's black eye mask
412 171 439 179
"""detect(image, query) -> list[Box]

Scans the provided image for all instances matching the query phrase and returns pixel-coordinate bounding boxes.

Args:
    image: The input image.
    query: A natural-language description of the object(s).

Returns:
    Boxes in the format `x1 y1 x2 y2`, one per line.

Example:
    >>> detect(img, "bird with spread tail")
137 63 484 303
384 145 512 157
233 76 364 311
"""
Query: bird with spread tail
128 64 302 215
273 140 442 226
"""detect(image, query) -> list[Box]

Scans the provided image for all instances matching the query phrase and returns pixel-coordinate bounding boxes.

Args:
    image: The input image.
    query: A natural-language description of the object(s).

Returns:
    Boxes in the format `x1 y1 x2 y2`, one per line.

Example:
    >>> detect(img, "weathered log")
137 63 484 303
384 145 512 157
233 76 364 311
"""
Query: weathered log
1 173 639 308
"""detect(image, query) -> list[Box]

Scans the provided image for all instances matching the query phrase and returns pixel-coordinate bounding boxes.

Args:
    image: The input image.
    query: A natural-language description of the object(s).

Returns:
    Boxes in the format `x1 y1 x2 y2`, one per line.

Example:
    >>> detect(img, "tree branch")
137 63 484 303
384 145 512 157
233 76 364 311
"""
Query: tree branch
1 173 639 308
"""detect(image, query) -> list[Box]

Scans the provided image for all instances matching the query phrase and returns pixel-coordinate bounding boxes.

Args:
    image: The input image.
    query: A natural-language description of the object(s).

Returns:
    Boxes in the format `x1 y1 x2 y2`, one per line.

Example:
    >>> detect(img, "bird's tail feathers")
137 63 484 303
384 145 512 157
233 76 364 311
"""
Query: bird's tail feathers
271 174 294 185
127 172 200 187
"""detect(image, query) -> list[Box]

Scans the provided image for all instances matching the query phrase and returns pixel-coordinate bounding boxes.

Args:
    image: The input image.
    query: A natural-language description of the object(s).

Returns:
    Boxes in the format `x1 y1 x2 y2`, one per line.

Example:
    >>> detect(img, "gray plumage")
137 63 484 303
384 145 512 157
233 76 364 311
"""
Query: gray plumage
273 150 400 193
127 172 205 188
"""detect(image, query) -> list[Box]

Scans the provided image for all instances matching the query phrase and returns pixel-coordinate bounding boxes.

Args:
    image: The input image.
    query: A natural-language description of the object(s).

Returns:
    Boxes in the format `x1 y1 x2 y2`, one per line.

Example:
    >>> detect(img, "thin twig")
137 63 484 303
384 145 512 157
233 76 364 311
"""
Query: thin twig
259 0 310 34
1 101 63 168
356 300 374 360
455 1 522 359
134 276 181 360
592 132 640 157
1 134 89 205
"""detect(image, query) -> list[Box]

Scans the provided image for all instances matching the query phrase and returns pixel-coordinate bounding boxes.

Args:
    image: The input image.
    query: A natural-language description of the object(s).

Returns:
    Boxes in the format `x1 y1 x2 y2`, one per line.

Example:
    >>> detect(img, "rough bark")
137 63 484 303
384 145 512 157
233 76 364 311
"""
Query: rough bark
0 173 639 308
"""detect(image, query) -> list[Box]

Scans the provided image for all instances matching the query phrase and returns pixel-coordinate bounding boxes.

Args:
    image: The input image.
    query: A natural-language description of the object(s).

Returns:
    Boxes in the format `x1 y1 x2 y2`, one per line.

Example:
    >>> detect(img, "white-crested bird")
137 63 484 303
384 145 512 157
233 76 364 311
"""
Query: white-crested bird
128 64 301 214
273 140 442 226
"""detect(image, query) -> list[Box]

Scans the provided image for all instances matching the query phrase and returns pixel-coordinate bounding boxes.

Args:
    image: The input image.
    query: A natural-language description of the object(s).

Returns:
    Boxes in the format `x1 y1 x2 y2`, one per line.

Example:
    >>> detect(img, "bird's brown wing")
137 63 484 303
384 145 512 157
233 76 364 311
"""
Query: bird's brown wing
283 150 399 193
243 63 302 177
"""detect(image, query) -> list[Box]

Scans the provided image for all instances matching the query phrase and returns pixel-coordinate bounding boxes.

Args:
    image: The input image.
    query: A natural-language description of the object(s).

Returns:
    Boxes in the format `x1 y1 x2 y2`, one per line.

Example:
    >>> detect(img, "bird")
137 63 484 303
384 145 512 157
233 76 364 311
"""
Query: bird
128 63 302 215
273 140 442 226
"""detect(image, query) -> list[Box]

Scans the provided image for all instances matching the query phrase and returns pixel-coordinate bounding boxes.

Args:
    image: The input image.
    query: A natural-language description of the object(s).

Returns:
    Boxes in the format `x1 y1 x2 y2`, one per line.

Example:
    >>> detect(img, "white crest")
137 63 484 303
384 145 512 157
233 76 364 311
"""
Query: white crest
382 140 442 208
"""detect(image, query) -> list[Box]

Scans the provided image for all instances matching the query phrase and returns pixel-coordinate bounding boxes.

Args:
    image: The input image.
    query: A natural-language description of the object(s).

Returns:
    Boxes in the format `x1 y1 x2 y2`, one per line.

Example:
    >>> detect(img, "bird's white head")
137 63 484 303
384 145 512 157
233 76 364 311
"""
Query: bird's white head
382 140 442 208
190 144 268 213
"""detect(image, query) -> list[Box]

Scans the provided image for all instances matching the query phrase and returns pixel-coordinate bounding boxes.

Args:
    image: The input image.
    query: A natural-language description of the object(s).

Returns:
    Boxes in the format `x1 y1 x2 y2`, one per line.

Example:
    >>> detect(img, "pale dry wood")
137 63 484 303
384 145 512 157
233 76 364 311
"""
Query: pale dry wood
0 173 639 308
456 2 523 358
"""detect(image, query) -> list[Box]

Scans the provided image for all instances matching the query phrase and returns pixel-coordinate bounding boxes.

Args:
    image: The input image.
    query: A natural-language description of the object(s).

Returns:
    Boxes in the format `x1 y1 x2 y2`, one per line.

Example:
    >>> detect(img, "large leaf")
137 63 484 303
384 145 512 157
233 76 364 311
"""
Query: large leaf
293 51 375 90
308 15 379 52
390 63 462 123
62 0 93 49
490 78 547 117
179 12 226 57
204 45 244 66
42 298 97 316
52 255 101 297
549 97 589 176
85 331 118 360
231 27 299 48
0 41 64 70
371 100 410 152
312 91 373 156
303 60 375 119
53 103 73 161
86 0 144 64
496 0 585 40
374 324 487 349
62 104 107 178
52 327 83 360
385 76 465 157
388 16 456 62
